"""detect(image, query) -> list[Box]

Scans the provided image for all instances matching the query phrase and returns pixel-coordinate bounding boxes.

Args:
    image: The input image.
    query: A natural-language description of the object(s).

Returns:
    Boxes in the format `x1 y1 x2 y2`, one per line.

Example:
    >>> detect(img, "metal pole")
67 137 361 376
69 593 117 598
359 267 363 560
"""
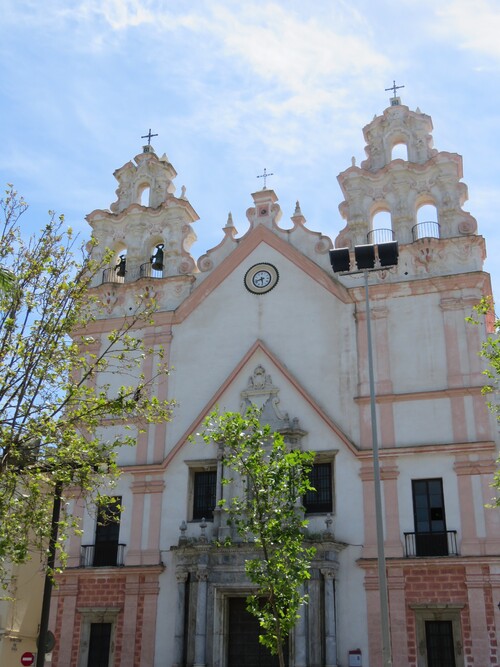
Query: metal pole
364 270 392 667
36 480 62 667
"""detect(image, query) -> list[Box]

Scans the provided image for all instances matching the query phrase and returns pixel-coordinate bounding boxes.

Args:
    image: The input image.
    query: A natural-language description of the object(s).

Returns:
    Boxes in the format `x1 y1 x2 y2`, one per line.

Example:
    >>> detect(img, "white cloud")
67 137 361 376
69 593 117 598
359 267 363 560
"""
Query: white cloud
435 0 500 60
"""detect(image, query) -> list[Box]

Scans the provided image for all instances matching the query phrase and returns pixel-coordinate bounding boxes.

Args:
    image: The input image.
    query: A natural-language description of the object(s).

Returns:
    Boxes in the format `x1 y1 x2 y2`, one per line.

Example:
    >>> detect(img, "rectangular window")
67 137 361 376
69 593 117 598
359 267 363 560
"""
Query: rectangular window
193 471 217 521
304 462 333 514
94 496 122 566
412 479 448 557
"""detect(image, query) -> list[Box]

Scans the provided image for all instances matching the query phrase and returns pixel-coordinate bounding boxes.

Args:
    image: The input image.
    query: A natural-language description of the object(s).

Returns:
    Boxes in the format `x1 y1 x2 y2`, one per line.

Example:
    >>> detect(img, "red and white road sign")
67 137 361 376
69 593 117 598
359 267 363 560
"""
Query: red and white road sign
21 653 35 666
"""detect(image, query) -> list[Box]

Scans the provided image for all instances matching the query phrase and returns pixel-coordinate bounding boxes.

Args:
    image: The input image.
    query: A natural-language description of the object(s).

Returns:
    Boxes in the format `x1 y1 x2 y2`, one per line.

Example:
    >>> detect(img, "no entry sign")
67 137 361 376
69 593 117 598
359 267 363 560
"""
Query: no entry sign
21 653 35 666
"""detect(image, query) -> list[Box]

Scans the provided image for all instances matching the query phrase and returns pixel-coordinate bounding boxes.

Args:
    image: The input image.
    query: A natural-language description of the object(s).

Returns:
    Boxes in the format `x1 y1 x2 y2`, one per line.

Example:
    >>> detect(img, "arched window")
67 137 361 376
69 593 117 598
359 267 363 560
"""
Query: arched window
391 142 408 161
139 184 150 207
414 204 440 241
369 210 393 244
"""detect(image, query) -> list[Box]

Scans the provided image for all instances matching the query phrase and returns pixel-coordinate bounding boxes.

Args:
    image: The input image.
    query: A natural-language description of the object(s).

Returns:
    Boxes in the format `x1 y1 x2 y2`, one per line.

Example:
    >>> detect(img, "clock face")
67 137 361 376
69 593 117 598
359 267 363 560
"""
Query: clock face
252 270 272 288
244 263 279 294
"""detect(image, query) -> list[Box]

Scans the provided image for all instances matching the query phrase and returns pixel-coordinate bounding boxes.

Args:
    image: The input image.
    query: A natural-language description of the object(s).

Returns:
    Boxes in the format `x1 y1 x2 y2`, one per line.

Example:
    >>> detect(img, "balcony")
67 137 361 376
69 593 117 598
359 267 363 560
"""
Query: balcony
404 531 458 558
367 228 395 244
102 267 125 284
80 543 126 567
412 221 440 241
139 261 164 279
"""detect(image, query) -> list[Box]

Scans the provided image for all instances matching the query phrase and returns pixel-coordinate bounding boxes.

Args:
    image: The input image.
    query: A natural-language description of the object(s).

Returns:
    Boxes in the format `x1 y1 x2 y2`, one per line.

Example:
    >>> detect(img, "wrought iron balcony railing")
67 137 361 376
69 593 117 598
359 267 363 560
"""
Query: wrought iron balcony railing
404 530 458 558
412 221 440 241
80 543 126 567
102 267 125 284
367 228 396 244
139 261 164 279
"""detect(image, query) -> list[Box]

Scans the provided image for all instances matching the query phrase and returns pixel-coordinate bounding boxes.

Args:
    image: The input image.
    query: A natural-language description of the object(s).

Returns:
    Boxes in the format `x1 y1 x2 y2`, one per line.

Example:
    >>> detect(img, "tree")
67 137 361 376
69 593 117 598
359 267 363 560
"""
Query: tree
0 186 173 582
0 265 14 294
468 296 500 504
200 407 316 667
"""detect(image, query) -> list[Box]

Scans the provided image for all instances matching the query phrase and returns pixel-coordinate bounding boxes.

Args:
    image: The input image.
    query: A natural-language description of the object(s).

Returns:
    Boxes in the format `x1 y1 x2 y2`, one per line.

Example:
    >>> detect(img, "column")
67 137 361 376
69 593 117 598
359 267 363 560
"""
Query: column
360 464 377 558
51 577 78 666
140 574 161 667
308 571 322 666
465 565 490 665
294 585 307 667
322 569 338 667
172 570 188 667
387 567 408 667
194 567 208 667
454 457 478 556
121 575 140 667
381 460 402 558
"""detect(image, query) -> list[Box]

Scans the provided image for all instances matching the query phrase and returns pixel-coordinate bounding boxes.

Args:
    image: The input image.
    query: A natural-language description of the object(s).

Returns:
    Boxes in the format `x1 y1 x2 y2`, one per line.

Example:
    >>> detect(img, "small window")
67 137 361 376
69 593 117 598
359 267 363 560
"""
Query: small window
304 463 333 514
193 470 217 521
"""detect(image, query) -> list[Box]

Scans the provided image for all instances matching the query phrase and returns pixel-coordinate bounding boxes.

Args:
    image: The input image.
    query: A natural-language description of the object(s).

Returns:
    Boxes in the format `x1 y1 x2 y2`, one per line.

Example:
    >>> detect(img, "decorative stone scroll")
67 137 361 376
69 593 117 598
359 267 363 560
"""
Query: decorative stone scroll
240 365 306 442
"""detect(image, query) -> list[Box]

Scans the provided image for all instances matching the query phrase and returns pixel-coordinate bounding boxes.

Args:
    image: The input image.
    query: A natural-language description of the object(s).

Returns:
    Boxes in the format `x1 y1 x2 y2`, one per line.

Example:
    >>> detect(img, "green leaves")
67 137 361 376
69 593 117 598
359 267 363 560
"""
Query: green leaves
468 297 500 506
200 407 315 667
0 186 174 583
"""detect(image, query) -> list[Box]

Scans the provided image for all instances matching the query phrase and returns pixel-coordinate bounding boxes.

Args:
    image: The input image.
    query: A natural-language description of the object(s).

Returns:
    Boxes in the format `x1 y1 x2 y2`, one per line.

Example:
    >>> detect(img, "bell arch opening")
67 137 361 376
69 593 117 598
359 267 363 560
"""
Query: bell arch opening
138 183 151 207
368 209 394 244
391 142 408 161
414 204 440 241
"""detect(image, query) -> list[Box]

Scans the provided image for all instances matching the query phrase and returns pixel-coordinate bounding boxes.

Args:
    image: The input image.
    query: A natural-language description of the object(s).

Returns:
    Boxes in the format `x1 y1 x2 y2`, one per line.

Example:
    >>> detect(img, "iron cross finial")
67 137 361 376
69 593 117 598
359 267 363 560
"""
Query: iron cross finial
141 128 159 146
257 168 274 190
385 80 405 98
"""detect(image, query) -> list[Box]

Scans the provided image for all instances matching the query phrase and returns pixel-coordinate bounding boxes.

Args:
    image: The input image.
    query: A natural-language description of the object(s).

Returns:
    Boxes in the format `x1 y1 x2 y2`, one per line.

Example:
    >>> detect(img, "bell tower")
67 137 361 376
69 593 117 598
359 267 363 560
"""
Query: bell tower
334 96 483 280
86 140 199 315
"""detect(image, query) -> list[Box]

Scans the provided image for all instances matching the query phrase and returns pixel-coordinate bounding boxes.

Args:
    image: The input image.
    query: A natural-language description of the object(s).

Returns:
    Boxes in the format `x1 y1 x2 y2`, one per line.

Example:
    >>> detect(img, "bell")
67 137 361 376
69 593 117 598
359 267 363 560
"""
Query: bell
115 254 126 277
151 244 164 271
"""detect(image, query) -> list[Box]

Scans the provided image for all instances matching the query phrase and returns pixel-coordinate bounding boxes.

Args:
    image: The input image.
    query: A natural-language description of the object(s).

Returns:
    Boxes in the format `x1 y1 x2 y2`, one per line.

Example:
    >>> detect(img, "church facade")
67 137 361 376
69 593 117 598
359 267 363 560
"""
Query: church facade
49 99 500 667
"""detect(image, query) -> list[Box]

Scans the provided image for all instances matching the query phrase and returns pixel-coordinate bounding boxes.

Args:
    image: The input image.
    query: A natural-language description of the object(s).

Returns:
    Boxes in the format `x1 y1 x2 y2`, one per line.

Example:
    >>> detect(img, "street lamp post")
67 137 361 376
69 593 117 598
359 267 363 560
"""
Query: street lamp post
329 241 399 667
36 480 62 667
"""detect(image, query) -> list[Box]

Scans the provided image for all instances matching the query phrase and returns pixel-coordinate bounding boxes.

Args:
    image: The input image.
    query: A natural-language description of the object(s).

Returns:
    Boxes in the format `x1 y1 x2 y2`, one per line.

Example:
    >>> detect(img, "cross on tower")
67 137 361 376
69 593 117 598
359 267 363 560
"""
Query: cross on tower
385 80 404 98
257 168 274 190
141 128 158 146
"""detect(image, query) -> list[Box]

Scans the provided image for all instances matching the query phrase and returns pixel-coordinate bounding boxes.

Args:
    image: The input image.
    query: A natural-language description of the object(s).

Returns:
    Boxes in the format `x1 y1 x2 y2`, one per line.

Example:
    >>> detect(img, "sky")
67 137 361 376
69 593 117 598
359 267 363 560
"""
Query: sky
1 0 499 299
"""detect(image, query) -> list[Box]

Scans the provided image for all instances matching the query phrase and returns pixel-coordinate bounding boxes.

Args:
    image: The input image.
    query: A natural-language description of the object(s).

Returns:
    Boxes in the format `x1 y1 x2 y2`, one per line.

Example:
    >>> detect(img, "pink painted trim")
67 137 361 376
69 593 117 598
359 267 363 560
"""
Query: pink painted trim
465 566 490 665
456 472 477 555
473 393 494 441
361 472 377 557
354 385 486 404
54 592 78 666
365 577 383 664
127 487 145 565
387 569 409 666
140 587 161 665
147 491 163 552
129 339 358 473
121 574 140 667
384 473 403 557
356 440 496 460
175 224 351 321
481 472 500 552
450 395 467 443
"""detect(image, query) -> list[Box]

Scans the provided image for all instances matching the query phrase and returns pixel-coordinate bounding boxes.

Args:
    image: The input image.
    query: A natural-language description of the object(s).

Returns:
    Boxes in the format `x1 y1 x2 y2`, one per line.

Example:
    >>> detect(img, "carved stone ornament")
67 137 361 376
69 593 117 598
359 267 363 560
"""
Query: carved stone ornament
240 365 306 440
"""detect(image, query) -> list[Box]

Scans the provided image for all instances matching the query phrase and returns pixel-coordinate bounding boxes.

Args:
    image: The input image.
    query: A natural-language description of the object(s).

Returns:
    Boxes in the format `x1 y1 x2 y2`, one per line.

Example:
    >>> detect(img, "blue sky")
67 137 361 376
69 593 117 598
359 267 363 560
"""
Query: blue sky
1 0 499 299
